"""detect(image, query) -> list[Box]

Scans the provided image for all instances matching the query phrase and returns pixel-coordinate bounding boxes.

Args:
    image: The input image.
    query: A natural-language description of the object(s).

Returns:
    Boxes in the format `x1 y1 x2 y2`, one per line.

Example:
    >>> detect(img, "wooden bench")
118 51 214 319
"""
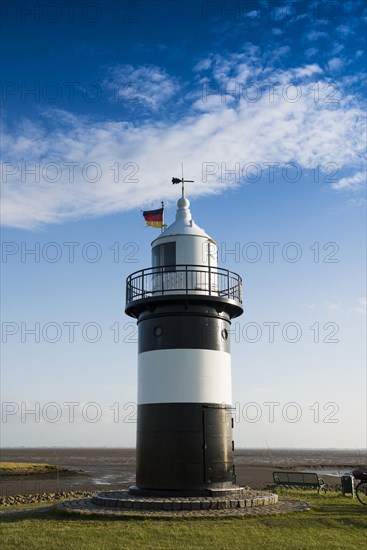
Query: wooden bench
273 471 326 493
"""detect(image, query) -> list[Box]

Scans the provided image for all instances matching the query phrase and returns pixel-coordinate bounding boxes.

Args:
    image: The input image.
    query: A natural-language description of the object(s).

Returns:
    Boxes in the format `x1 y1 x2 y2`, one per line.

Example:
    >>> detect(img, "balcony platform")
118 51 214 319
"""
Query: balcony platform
125 265 243 319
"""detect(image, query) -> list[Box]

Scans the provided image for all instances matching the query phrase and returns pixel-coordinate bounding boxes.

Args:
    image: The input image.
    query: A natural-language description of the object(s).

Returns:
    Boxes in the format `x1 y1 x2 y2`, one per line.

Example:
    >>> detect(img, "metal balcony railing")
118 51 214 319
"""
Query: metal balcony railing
126 265 243 306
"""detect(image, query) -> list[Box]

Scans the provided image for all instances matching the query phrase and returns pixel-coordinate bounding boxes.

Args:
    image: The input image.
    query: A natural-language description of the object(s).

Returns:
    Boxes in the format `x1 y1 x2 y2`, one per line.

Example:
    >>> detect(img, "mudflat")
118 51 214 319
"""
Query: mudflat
1 448 365 496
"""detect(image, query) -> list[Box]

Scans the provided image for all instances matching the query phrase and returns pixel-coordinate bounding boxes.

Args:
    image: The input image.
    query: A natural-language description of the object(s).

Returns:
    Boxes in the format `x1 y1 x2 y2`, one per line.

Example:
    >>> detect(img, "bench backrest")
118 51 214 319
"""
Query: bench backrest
273 471 320 484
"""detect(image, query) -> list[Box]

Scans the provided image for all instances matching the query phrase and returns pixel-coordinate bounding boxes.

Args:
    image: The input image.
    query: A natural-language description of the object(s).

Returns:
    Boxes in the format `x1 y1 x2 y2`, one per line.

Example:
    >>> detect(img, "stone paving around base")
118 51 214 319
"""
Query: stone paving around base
58 491 312 517
91 490 277 510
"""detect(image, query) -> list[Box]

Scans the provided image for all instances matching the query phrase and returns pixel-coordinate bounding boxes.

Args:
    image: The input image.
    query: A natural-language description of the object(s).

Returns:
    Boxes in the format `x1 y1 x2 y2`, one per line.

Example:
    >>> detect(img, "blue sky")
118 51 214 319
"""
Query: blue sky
1 0 366 449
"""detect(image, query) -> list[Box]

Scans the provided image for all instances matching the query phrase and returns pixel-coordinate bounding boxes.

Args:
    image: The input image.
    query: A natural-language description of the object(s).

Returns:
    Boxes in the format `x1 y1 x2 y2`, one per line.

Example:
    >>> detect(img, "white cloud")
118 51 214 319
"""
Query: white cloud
327 57 345 73
305 48 318 58
336 24 354 36
1 55 366 229
332 171 366 190
305 304 316 309
325 301 343 313
324 299 367 315
247 10 260 19
103 64 180 109
313 18 329 26
346 197 367 208
268 46 291 62
306 30 328 41
293 64 323 78
271 4 297 21
332 43 345 55
194 58 212 72
291 13 311 24
354 298 366 315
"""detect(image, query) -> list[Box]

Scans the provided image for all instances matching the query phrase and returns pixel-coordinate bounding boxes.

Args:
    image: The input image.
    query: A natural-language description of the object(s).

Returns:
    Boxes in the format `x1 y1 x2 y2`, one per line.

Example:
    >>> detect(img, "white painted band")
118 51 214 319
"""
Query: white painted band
138 348 232 405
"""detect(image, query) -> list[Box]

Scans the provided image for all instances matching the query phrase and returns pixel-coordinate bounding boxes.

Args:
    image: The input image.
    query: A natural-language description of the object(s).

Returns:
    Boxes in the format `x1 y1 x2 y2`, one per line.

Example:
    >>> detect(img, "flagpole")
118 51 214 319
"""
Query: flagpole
161 201 164 233
181 163 184 198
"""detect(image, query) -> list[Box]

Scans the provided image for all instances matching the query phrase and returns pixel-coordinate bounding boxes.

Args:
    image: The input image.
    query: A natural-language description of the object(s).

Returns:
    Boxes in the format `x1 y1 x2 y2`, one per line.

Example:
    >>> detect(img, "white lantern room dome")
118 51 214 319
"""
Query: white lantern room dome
152 196 216 244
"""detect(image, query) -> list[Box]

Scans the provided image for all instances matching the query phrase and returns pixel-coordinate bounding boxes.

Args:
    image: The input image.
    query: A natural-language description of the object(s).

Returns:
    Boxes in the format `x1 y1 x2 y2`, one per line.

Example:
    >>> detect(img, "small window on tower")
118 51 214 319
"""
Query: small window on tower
152 243 176 270
164 242 176 268
152 246 160 268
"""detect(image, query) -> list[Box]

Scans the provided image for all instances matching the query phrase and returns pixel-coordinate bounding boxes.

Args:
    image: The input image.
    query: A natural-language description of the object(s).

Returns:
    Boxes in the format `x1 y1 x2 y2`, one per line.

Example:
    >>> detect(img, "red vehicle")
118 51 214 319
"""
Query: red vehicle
352 469 367 505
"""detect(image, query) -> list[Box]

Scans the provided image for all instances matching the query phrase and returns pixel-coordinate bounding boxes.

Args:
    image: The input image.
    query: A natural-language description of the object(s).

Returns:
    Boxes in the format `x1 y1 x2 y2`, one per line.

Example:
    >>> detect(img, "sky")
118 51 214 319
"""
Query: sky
1 0 366 449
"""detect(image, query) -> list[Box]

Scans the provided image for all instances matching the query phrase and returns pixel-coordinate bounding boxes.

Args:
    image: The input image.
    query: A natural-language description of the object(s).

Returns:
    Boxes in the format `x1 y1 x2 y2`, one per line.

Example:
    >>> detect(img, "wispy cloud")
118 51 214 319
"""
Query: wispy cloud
346 197 367 208
293 64 323 78
324 298 367 315
1 52 366 229
327 57 345 73
331 43 345 55
247 10 260 19
325 301 343 313
306 30 328 41
103 64 181 110
354 298 367 315
305 48 318 58
271 28 284 36
332 171 366 190
336 24 354 36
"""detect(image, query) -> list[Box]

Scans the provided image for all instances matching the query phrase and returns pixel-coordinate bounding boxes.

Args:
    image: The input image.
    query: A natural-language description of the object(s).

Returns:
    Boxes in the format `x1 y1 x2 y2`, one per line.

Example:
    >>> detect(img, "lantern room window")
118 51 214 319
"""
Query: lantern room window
152 242 176 271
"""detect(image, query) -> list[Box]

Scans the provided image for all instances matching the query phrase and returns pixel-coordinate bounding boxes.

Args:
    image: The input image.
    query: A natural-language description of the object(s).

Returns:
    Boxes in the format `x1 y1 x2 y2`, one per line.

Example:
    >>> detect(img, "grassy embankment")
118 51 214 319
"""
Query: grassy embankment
1 490 366 550
0 462 66 476
0 462 84 510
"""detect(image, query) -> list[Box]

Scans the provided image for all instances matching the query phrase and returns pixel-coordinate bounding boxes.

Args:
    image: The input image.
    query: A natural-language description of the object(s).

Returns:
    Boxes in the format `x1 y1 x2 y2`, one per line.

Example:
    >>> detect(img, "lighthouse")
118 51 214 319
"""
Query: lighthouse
125 187 243 496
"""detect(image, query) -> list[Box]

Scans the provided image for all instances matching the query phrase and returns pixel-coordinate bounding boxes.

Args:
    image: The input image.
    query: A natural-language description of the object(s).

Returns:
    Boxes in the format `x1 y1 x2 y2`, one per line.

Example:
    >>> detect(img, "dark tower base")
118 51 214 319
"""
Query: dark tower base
128 486 246 498
130 402 236 497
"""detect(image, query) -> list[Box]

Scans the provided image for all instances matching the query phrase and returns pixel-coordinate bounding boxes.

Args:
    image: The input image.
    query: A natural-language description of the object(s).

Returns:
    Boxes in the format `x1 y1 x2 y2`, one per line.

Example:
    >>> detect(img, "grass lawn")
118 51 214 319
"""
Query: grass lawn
1 491 365 550
0 462 65 476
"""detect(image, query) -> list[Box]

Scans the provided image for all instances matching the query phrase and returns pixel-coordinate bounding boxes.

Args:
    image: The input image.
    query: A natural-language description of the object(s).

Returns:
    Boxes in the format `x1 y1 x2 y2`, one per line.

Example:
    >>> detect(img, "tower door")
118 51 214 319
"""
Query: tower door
202 406 234 484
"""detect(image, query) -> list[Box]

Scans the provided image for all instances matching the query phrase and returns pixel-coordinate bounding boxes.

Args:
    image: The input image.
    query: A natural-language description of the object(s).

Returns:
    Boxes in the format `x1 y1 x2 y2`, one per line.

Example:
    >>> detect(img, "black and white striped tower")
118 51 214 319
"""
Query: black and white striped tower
125 191 243 496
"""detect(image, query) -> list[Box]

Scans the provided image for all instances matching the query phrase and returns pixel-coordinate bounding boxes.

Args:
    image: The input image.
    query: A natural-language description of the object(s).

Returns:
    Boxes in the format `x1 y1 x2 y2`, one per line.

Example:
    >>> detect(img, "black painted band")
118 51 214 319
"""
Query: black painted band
138 314 231 353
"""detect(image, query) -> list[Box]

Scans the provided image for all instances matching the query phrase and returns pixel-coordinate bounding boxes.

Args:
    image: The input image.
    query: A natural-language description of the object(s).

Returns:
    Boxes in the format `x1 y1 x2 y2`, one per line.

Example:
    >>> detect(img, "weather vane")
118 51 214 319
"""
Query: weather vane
172 163 194 198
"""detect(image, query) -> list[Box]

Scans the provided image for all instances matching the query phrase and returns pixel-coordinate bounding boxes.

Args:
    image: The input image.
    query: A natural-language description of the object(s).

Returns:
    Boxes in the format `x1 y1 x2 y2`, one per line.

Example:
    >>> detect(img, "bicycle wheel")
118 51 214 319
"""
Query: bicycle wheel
356 481 367 505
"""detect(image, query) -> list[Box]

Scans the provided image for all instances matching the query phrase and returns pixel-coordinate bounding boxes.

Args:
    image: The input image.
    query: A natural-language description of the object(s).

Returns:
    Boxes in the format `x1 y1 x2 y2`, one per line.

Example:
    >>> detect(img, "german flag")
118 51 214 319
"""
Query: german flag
143 207 164 228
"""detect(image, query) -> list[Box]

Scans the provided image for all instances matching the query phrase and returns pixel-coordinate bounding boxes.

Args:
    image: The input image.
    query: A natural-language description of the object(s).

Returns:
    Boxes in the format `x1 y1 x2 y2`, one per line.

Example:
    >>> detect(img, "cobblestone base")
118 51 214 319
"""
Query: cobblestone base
59 492 312 517
91 490 277 511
